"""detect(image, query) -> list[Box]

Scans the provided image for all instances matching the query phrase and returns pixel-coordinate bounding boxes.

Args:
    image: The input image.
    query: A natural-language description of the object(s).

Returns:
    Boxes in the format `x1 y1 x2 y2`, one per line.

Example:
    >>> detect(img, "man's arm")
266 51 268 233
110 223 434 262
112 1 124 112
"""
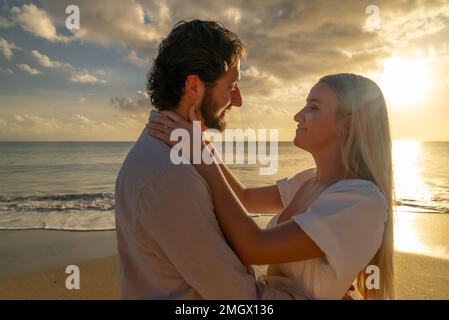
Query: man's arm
137 166 298 300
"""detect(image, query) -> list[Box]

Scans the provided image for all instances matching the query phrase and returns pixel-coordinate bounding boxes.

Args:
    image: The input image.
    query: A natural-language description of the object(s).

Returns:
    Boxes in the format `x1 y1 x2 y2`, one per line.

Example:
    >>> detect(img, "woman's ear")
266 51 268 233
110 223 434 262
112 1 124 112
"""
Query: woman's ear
185 75 205 103
339 115 352 139
343 116 352 139
345 115 352 132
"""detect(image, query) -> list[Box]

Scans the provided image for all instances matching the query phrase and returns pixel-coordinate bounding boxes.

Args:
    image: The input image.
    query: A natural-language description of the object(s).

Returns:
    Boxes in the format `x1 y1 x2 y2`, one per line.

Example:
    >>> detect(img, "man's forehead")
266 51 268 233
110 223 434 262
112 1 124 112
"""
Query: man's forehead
224 60 241 82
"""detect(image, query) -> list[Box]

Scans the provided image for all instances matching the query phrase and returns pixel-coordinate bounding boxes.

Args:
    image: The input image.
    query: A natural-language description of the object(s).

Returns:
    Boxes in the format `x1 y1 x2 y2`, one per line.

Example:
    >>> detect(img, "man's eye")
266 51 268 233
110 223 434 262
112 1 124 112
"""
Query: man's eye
309 105 318 111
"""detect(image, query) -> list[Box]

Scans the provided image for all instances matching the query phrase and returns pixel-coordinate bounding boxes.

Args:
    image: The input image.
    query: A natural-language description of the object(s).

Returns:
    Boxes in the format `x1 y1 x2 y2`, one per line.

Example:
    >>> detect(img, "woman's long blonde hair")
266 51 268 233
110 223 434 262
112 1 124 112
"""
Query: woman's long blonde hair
319 73 395 300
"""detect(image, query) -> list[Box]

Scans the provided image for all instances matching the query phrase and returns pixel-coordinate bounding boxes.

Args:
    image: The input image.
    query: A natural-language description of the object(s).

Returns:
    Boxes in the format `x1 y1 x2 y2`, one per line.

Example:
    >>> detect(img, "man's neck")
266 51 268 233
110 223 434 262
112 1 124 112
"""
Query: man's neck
150 105 208 132
173 105 190 122
172 104 207 131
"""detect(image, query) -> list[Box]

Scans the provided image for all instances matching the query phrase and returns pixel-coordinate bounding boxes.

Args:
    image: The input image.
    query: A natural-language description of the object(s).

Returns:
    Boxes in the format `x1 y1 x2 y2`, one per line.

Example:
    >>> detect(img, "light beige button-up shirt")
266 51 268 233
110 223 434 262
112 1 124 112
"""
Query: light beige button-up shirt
115 129 306 299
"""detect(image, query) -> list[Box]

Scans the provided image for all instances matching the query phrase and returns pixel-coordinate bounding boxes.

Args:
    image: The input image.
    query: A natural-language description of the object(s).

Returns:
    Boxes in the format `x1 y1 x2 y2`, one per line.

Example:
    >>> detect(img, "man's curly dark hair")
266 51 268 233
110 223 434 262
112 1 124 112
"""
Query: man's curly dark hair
147 19 246 111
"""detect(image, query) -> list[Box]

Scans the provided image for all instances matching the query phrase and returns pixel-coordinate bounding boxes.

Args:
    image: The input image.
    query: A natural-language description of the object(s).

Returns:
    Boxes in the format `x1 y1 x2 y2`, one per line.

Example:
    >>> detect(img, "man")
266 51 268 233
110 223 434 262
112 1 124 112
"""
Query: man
115 19 305 299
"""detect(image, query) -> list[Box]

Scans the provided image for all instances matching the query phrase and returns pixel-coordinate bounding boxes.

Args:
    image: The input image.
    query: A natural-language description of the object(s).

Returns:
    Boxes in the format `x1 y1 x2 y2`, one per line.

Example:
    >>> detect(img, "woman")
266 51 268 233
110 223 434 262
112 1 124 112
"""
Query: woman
147 73 394 300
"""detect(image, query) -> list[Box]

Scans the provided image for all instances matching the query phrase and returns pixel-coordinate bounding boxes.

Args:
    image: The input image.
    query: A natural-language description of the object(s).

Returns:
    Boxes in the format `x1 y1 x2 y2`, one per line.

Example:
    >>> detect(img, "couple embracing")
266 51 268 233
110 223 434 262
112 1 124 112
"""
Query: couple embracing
115 19 394 300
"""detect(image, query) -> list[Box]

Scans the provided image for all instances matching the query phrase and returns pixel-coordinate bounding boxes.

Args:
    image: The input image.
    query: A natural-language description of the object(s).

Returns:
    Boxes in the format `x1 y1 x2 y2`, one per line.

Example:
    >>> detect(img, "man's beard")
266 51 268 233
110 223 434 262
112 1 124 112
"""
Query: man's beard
198 87 228 132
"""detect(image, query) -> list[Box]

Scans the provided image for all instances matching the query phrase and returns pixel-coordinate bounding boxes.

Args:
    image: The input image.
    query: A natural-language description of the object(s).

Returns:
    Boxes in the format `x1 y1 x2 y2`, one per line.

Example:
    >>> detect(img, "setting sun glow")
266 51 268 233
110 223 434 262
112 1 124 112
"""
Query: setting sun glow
379 57 432 108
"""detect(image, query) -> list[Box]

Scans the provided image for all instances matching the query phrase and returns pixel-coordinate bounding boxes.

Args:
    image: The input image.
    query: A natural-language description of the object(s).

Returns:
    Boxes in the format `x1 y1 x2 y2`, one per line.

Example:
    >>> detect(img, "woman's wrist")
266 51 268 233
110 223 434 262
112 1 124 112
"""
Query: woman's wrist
193 147 219 175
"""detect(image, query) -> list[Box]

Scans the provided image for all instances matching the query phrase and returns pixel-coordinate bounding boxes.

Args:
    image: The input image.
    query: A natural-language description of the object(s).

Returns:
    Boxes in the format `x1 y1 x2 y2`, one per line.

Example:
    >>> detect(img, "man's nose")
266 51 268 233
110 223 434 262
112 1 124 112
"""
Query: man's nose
231 87 242 107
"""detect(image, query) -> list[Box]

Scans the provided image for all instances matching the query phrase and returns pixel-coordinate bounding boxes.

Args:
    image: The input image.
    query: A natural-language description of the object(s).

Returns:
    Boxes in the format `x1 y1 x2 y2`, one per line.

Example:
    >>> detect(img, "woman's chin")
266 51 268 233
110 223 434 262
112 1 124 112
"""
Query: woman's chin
293 136 304 148
293 135 310 151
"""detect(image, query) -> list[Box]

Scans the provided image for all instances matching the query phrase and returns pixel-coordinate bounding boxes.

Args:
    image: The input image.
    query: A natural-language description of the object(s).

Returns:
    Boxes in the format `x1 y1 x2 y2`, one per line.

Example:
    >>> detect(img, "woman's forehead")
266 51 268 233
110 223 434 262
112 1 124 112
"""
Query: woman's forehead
307 82 338 105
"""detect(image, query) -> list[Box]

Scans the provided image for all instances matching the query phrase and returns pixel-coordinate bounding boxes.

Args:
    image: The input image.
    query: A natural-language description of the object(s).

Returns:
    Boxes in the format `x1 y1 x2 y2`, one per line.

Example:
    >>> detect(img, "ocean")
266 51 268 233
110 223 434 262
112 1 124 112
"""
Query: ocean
1 140 448 231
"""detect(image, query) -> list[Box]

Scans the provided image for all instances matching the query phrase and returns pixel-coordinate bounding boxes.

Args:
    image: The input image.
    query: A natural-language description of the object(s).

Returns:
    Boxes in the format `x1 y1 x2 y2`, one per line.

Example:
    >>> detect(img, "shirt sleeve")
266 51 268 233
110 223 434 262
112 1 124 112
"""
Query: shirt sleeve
293 180 388 279
276 168 315 206
136 166 297 300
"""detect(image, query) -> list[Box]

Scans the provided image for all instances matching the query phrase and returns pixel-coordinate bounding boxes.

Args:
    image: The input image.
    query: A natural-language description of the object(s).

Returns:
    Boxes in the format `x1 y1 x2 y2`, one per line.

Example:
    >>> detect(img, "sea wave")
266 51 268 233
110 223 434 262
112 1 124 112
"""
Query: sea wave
0 190 447 231
395 199 449 214
0 192 114 213
0 192 113 203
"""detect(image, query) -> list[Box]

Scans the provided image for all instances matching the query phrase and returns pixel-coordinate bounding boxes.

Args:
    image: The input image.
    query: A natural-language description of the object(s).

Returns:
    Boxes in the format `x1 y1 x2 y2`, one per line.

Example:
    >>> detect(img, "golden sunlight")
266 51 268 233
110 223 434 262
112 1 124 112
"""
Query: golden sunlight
379 57 432 108
392 140 432 204
392 140 436 257
393 140 426 254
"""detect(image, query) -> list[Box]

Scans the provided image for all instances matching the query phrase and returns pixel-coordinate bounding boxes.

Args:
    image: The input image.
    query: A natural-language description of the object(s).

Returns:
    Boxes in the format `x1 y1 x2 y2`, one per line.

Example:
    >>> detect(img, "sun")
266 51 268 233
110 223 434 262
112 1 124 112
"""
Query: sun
378 57 432 108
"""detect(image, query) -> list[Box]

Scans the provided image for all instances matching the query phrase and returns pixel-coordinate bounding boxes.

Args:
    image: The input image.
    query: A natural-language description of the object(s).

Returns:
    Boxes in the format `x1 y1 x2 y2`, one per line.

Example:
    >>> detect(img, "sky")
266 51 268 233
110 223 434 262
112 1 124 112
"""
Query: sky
0 0 449 141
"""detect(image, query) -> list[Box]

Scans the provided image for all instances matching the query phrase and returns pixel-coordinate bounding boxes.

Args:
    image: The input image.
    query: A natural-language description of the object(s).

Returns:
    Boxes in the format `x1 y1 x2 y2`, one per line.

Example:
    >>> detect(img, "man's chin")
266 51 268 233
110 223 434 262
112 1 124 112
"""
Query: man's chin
205 118 227 132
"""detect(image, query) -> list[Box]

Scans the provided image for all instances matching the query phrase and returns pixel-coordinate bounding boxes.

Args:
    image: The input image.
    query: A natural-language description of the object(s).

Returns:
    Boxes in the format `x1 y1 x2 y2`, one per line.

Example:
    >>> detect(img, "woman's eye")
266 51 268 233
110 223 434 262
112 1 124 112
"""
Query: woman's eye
309 105 318 111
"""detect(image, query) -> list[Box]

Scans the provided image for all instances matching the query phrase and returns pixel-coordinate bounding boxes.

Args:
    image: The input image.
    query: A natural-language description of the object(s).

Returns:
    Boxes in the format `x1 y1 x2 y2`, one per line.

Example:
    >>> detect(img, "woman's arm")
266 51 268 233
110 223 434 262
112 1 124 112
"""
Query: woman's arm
147 110 324 265
195 160 324 265
217 162 284 214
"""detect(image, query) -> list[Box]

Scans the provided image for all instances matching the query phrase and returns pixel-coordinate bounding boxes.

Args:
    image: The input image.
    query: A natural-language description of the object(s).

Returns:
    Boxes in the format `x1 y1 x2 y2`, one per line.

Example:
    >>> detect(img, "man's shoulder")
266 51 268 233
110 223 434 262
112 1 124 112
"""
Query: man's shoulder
117 129 208 194
122 129 172 173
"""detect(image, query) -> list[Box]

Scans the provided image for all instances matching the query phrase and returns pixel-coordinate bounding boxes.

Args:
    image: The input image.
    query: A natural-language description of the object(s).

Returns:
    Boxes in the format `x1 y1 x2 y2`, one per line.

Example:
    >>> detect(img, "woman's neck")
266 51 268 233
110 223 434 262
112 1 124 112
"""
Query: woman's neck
311 142 348 187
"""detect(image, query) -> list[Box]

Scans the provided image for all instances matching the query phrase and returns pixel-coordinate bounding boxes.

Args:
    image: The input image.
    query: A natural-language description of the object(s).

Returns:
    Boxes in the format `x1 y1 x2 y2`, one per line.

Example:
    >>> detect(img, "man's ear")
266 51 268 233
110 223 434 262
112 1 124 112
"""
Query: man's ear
185 75 205 103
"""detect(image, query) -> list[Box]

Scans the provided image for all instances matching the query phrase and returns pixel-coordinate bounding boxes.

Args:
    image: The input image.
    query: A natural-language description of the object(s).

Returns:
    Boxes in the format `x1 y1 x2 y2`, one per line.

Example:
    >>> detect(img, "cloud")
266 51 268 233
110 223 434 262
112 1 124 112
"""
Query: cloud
4 1 168 50
3 0 449 141
127 50 148 68
31 50 55 68
379 4 449 45
240 66 281 97
0 113 117 140
110 90 150 113
31 49 107 84
73 114 92 125
223 7 242 24
70 72 106 84
19 0 442 85
70 114 116 132
17 63 42 75
41 0 170 51
31 50 72 69
6 1 448 78
6 114 59 134
0 37 18 60
10 4 70 42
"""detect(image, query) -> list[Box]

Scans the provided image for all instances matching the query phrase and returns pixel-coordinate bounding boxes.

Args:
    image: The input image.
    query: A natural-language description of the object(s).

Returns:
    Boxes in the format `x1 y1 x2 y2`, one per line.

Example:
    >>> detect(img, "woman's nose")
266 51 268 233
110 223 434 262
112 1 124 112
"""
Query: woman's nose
294 110 304 123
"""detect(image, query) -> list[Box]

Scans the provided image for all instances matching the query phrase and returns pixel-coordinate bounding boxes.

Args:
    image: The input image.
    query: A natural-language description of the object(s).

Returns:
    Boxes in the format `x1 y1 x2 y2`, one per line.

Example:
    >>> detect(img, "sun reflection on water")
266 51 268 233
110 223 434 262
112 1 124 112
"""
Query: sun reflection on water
392 140 446 258
393 140 432 205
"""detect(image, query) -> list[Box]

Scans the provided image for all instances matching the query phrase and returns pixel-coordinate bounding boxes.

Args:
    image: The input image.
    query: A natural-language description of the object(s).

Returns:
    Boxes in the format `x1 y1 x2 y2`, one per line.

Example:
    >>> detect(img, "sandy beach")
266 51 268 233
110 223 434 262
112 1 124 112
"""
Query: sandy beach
0 229 119 299
0 213 448 300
